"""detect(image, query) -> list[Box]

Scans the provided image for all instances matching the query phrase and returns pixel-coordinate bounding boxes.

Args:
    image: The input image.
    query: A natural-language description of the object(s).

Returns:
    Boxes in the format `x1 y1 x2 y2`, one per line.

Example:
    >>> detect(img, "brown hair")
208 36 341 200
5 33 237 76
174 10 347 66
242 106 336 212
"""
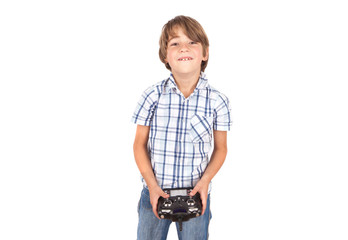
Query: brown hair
159 15 210 72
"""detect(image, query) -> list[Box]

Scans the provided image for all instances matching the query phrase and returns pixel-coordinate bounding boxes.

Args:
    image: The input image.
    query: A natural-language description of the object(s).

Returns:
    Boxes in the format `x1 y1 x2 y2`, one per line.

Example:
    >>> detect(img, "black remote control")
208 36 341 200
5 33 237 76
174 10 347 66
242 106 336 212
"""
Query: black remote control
157 188 202 231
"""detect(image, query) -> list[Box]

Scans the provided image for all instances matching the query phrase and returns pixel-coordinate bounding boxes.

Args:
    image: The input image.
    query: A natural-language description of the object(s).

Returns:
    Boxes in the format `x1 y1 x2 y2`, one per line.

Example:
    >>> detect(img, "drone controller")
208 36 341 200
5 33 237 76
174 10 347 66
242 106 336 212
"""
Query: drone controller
157 188 202 231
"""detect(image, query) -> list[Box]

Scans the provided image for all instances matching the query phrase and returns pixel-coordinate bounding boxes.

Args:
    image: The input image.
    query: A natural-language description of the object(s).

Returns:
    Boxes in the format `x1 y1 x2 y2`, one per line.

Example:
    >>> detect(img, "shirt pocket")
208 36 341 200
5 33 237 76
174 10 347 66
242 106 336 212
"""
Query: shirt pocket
189 114 213 143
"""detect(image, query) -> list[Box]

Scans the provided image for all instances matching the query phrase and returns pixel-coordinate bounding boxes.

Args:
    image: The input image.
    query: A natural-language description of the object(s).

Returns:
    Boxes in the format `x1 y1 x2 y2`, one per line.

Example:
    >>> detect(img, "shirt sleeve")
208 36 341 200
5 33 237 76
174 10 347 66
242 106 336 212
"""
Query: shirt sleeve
213 92 232 131
131 86 158 126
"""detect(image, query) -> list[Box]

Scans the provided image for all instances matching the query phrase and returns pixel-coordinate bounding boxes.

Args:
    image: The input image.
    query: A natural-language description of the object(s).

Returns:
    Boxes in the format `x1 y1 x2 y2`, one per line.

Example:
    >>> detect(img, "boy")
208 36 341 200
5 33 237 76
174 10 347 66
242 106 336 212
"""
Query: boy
132 15 232 240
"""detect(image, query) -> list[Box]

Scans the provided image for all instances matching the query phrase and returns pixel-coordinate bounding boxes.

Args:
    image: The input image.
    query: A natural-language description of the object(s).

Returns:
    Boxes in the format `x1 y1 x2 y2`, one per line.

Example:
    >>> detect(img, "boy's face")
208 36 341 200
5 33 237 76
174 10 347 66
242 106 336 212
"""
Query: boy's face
165 27 208 76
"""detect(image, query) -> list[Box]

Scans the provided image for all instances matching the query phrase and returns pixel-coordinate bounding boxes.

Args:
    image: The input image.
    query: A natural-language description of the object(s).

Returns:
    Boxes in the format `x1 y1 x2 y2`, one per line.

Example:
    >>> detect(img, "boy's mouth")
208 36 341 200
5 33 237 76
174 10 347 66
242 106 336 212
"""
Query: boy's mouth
178 57 193 61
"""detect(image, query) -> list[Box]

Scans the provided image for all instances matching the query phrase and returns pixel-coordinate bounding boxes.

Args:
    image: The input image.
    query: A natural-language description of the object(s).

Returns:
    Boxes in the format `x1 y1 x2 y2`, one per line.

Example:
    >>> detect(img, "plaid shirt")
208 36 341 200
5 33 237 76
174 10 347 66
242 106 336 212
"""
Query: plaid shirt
132 72 232 190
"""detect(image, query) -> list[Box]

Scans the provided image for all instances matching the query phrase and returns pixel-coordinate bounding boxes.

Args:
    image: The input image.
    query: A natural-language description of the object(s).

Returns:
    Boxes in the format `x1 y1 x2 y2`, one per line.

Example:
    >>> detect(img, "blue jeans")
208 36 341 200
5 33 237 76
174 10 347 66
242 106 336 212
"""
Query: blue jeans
137 188 212 240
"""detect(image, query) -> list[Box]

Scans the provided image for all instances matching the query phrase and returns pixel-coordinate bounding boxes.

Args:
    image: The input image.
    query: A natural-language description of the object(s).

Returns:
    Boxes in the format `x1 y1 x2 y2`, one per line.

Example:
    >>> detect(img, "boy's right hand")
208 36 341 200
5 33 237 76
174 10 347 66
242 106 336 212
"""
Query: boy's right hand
148 185 169 219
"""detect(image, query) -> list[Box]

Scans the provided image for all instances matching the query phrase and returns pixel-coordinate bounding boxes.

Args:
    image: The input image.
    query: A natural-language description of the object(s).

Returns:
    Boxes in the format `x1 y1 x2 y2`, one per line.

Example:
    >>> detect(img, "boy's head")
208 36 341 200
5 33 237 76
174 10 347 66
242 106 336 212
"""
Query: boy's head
159 15 209 72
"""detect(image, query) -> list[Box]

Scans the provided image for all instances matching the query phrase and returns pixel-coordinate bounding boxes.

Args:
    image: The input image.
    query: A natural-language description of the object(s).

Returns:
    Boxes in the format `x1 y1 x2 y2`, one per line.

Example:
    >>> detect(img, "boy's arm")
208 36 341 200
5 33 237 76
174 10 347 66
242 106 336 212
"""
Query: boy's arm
133 125 169 219
190 130 228 215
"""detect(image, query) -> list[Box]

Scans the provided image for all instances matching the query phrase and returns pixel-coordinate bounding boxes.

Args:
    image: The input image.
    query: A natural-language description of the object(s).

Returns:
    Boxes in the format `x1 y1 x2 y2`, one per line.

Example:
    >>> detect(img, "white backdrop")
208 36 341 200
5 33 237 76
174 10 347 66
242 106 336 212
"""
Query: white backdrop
1 0 347 239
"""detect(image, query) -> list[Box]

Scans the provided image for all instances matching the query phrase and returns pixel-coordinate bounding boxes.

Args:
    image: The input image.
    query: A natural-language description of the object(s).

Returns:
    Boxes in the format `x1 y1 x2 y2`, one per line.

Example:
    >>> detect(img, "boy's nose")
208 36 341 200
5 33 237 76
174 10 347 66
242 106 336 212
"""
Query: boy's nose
179 43 189 52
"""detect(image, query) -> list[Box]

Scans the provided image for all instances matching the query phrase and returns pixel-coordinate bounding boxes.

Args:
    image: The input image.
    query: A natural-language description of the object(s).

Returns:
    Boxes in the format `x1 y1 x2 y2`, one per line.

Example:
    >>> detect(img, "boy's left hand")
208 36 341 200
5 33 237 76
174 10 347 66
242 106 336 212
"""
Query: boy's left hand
189 179 209 216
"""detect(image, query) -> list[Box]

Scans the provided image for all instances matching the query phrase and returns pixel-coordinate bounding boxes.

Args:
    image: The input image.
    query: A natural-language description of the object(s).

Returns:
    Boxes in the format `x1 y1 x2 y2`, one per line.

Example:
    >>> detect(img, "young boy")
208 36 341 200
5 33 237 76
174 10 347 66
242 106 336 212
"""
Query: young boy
132 15 232 240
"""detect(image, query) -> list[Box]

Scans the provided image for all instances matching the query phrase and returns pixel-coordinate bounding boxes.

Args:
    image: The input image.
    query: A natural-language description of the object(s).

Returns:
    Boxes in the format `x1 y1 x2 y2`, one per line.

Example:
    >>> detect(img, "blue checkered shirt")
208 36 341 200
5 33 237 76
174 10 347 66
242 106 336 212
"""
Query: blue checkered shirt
132 72 232 190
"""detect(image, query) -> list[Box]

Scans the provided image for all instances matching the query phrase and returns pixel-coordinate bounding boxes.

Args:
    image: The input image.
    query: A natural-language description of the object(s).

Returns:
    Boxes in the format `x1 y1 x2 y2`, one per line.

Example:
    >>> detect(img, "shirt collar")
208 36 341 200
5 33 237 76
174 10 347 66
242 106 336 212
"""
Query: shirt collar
164 72 208 93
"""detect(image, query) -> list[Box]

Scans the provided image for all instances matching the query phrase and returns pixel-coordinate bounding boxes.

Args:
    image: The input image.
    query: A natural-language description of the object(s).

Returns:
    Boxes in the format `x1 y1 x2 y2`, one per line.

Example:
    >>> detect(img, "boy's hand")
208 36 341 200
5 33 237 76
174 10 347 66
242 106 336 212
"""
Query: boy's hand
148 185 169 219
189 180 209 216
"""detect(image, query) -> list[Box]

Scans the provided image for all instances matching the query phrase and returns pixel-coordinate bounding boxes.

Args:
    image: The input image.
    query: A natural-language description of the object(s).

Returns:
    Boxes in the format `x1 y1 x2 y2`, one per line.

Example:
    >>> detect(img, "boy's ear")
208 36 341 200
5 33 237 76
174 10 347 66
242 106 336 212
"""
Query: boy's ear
203 47 209 61
164 59 170 69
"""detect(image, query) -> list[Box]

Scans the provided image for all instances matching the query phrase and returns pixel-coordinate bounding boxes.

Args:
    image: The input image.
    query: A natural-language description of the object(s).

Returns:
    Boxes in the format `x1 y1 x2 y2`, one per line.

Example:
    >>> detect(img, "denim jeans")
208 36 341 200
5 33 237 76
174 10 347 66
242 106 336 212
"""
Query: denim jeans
137 188 212 240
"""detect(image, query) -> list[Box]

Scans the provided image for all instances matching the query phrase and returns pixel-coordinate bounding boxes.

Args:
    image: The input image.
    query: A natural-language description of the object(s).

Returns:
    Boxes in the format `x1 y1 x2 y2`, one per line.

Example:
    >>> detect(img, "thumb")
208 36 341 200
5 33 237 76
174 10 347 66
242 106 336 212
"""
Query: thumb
161 190 169 198
190 187 198 196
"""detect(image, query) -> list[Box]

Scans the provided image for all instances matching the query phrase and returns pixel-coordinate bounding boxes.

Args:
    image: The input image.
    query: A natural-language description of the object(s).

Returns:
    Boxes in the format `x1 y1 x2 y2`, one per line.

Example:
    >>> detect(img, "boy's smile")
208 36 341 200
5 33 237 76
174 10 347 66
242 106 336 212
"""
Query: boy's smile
178 57 193 61
165 27 208 77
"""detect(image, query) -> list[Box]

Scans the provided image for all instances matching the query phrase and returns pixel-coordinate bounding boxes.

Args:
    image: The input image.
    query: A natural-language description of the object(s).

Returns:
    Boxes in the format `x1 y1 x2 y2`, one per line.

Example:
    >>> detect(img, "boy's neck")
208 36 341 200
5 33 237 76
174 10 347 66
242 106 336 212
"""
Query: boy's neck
171 70 201 98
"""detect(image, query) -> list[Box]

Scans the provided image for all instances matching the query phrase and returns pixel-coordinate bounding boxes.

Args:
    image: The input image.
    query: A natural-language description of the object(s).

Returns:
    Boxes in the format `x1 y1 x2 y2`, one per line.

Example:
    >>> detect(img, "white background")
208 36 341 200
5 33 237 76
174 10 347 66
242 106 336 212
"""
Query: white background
1 0 347 239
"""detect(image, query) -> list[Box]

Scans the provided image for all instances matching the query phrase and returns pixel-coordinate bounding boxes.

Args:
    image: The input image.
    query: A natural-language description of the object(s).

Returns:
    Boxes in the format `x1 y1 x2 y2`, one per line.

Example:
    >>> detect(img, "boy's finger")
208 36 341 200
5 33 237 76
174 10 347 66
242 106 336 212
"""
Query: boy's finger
201 195 207 216
201 203 206 216
189 187 198 196
161 191 169 198
152 200 160 219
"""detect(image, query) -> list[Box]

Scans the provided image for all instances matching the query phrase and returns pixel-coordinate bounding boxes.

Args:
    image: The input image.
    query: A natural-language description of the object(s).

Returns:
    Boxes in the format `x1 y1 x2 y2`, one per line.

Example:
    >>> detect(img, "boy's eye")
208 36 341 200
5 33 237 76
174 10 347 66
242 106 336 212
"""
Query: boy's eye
170 42 178 46
189 41 197 44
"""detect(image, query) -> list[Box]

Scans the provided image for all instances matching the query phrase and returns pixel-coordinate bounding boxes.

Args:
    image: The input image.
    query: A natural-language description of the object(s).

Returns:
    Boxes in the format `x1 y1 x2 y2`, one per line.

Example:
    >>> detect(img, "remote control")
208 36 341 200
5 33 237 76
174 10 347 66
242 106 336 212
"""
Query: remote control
157 188 202 231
